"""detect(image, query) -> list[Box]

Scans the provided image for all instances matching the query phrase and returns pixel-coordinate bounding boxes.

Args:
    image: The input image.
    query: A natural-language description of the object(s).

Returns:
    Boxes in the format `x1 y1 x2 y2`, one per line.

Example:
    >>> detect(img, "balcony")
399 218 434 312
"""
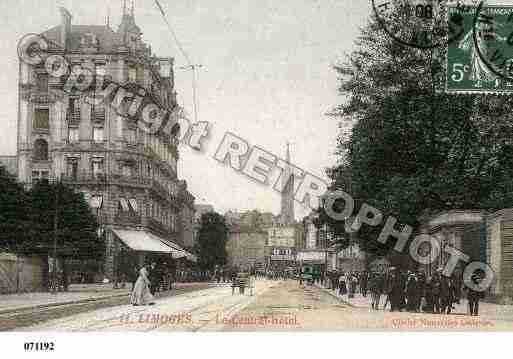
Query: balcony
62 172 107 185
114 212 142 226
109 174 151 187
66 110 81 124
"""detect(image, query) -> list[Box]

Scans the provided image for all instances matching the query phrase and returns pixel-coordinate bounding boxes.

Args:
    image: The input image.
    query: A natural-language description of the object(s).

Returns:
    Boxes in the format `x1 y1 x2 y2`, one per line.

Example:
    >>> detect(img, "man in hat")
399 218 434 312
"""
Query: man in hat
439 271 454 314
431 270 441 313
465 273 485 316
405 271 418 312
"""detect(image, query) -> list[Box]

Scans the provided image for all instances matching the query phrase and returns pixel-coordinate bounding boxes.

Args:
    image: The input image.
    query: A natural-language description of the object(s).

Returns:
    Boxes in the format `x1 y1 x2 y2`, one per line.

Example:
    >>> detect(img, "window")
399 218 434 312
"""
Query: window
69 98 76 113
128 198 138 213
93 125 104 142
91 103 105 121
119 198 130 212
68 126 79 143
122 163 133 177
125 128 137 144
34 109 49 130
36 73 48 92
33 139 48 161
90 196 103 209
66 158 78 179
91 157 104 177
67 98 80 122
128 67 137 83
95 64 106 77
32 170 49 182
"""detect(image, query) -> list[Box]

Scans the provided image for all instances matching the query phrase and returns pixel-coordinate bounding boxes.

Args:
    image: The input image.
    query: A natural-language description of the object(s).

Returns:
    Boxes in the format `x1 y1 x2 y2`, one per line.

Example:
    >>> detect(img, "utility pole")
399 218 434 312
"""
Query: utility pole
178 64 203 123
52 176 60 294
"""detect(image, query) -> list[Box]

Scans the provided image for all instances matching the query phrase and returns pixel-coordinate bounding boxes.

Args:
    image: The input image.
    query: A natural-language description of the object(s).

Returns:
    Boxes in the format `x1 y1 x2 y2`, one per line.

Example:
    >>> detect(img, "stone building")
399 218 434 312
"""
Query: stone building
226 225 267 271
16 5 195 279
418 210 485 277
225 210 273 271
179 181 196 251
483 209 513 301
417 210 512 301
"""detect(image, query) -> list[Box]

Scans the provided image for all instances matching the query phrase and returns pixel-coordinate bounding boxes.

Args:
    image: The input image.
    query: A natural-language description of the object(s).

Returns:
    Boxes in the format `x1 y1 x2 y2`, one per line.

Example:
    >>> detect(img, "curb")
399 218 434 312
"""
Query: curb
314 284 356 308
0 292 130 316
0 283 216 316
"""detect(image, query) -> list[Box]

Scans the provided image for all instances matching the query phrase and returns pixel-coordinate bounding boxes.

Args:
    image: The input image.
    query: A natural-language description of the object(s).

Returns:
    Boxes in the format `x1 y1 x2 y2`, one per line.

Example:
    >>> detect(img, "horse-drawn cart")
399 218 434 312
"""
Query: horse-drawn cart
232 272 254 295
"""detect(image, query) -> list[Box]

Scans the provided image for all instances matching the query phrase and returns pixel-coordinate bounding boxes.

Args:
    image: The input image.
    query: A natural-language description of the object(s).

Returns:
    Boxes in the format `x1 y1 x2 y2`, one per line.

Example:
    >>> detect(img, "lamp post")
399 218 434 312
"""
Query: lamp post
51 176 61 294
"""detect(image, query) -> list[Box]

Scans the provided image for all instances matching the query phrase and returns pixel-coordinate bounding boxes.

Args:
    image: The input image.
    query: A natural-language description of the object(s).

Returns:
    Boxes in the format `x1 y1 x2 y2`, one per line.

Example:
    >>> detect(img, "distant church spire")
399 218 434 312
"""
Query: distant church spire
131 0 135 16
122 0 127 15
280 142 295 225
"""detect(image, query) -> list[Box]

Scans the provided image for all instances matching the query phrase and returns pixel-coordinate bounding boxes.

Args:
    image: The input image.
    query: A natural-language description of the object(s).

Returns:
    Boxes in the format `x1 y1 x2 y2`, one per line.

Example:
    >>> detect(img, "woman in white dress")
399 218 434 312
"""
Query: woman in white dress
130 265 155 306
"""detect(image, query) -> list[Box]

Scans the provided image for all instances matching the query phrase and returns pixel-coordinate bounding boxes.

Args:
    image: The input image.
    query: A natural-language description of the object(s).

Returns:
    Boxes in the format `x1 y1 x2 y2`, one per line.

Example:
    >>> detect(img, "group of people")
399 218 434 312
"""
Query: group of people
264 270 294 280
176 270 213 283
325 267 485 316
327 270 369 298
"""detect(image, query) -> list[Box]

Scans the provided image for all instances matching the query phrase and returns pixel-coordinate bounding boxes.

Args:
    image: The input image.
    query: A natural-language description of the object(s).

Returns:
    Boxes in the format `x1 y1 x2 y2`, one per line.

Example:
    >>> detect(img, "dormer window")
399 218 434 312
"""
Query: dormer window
81 32 98 48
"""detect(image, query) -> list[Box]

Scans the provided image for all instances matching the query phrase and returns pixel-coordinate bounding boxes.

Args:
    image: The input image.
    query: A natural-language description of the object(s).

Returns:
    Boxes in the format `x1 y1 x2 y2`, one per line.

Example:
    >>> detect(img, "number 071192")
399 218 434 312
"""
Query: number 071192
23 342 55 351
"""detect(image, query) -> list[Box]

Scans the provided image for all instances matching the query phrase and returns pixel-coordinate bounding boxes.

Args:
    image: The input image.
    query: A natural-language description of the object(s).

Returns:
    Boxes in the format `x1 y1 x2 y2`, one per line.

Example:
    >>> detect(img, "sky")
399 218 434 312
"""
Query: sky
0 0 371 220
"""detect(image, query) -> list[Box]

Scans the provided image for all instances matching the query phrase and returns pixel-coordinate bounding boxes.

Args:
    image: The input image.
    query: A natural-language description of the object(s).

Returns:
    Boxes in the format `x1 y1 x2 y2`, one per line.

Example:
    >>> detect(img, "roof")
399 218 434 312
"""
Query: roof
41 24 123 52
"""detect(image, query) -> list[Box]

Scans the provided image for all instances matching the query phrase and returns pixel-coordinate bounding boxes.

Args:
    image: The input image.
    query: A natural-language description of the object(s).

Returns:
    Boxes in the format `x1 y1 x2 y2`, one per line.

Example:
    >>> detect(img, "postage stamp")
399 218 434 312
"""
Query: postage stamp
446 2 513 93
3 0 513 357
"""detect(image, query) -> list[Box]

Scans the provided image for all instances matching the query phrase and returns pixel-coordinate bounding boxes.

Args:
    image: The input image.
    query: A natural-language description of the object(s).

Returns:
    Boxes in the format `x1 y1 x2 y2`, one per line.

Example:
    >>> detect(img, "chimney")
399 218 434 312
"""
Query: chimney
59 7 72 50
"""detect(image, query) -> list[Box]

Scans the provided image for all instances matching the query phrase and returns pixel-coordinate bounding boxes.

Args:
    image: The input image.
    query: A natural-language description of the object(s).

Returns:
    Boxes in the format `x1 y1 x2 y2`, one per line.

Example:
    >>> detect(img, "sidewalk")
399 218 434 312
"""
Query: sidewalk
0 282 212 314
315 282 513 321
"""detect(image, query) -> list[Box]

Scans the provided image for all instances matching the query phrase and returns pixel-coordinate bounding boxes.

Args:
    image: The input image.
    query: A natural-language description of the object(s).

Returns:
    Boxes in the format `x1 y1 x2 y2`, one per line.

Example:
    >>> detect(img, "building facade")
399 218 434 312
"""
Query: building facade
17 6 194 279
225 210 273 271
178 181 196 251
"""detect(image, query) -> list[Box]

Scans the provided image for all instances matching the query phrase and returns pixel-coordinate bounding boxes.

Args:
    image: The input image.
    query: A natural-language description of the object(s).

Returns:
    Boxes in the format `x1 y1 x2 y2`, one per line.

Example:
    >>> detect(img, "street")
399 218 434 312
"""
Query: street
12 279 513 331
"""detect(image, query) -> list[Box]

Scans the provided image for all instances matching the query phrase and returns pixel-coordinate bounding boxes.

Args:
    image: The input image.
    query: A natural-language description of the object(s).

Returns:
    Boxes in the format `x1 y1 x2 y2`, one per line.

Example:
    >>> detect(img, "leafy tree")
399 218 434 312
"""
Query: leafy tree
194 212 228 271
327 15 513 259
0 167 31 252
28 181 102 290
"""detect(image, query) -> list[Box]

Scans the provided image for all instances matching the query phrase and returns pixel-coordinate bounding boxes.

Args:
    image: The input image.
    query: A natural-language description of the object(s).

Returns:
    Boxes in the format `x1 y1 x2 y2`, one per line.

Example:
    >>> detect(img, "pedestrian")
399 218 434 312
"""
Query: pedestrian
388 268 403 312
416 272 426 312
369 272 384 310
360 271 369 297
465 274 485 316
423 276 435 313
338 272 347 296
130 265 155 306
439 274 453 314
148 262 159 295
432 272 442 313
405 271 418 312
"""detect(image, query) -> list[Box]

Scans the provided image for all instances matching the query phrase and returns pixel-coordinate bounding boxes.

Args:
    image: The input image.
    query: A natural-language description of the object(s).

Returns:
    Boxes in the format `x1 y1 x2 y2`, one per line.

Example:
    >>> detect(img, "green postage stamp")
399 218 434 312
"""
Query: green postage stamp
446 4 513 94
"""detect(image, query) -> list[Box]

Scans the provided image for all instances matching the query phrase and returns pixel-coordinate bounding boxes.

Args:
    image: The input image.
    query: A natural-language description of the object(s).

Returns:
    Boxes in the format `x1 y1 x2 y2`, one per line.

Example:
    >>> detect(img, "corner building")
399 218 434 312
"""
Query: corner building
17 6 195 280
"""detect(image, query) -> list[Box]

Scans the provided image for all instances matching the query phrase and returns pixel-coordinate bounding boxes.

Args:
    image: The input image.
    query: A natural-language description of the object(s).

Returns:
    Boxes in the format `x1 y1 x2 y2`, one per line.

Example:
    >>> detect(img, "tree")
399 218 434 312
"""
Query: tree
194 212 228 271
0 167 31 253
327 15 513 259
27 181 102 290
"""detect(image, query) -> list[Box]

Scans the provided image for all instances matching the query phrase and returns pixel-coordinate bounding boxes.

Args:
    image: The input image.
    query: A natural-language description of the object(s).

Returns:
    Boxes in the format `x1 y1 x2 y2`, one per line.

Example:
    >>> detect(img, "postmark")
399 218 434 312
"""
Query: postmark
372 0 468 49
471 2 513 88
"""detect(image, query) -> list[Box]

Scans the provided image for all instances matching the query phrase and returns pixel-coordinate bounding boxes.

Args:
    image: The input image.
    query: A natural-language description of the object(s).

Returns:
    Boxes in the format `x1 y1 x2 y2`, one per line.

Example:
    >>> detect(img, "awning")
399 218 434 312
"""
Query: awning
112 229 197 261
113 229 173 254
113 229 184 258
